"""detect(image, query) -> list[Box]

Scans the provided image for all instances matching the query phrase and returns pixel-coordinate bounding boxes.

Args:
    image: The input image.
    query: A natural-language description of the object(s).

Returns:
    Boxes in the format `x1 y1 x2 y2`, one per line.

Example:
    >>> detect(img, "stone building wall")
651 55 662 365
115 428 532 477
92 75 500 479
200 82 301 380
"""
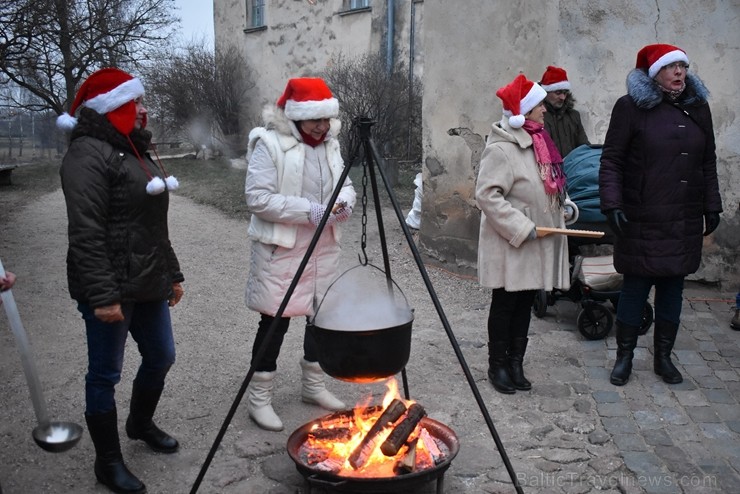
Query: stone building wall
213 0 739 287
420 0 739 288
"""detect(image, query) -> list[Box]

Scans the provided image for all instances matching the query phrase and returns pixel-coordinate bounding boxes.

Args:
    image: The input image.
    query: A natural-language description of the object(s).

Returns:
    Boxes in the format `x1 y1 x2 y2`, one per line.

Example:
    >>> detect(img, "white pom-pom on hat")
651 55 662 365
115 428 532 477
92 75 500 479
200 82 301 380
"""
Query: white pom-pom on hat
508 115 526 129
56 113 78 132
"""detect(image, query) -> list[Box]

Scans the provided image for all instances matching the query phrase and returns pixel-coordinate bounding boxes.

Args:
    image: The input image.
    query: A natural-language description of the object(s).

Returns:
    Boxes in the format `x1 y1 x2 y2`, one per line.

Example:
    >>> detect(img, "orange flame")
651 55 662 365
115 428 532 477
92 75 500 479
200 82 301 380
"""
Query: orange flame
300 378 439 478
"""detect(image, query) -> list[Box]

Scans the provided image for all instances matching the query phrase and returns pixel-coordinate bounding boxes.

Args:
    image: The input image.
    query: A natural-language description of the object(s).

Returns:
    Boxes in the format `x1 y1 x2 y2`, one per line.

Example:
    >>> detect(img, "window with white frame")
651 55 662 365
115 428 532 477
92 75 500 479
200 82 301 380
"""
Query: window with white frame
248 0 265 28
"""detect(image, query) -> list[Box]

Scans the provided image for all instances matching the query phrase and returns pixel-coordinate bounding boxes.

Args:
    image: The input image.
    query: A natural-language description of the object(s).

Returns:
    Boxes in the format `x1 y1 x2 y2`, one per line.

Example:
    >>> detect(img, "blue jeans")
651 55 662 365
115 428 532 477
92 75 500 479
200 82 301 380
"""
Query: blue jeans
617 274 685 327
79 301 176 415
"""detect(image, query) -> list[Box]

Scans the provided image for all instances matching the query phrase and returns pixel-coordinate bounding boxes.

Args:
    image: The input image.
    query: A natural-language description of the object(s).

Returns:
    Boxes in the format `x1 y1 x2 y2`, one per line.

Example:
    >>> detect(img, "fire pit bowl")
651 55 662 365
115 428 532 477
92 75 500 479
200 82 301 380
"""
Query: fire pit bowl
311 264 414 383
287 408 460 493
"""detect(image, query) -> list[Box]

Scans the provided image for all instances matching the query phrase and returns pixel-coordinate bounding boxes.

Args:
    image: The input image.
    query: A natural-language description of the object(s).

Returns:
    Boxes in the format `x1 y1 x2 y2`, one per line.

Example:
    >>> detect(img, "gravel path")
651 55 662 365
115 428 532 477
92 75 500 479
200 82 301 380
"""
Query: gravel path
1 186 656 494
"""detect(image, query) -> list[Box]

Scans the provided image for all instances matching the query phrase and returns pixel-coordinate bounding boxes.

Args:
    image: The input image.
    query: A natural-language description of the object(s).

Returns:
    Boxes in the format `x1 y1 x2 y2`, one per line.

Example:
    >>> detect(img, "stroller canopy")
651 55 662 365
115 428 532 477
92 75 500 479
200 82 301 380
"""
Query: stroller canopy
564 144 607 223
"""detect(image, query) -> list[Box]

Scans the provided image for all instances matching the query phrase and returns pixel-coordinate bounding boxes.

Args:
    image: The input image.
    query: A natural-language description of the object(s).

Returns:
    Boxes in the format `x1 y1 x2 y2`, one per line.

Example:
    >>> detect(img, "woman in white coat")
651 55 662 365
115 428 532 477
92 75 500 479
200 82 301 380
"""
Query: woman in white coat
476 74 572 394
244 78 356 430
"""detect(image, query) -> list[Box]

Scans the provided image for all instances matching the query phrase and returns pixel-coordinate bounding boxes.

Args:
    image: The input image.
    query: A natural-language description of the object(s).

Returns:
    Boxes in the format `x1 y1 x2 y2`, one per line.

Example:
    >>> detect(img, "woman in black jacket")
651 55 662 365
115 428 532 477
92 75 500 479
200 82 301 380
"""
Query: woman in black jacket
58 68 184 494
599 44 722 387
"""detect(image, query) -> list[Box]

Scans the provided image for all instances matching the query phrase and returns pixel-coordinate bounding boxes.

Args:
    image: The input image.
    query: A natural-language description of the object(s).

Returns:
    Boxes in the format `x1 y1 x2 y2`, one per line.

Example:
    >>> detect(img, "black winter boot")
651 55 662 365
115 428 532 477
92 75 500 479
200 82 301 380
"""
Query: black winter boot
488 342 515 394
508 337 532 390
85 409 146 494
125 386 179 453
653 319 683 384
610 322 639 386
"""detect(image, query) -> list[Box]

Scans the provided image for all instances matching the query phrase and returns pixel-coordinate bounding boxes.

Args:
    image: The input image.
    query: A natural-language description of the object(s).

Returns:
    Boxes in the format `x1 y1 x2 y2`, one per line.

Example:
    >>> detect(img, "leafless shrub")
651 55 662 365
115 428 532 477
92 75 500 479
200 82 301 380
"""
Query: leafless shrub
323 52 422 167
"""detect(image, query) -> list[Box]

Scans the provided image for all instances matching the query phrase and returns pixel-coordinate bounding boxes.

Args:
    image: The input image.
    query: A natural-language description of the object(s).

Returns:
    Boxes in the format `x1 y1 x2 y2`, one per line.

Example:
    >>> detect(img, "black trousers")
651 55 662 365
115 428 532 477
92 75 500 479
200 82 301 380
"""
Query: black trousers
251 314 318 372
487 288 536 343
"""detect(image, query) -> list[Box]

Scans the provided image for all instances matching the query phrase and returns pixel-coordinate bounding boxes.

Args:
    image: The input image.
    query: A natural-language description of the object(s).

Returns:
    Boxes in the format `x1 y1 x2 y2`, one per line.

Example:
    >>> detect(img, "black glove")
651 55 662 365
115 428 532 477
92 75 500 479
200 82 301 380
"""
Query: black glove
605 209 628 238
703 212 720 236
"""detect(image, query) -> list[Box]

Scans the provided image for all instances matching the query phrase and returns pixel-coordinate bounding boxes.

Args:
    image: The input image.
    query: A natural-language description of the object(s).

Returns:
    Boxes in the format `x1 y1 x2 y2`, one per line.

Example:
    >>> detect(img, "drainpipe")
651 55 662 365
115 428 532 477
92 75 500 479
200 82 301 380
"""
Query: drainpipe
407 0 416 159
386 0 394 74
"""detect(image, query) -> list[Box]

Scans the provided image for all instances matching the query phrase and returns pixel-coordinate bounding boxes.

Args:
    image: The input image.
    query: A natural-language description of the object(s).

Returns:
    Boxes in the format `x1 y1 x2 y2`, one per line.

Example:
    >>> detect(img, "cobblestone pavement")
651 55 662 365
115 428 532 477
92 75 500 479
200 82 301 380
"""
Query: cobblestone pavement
1 190 738 494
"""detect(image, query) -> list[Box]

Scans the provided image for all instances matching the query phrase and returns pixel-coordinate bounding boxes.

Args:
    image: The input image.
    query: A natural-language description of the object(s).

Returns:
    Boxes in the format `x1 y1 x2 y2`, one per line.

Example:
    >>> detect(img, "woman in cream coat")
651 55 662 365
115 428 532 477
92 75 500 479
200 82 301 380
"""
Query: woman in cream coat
476 74 572 394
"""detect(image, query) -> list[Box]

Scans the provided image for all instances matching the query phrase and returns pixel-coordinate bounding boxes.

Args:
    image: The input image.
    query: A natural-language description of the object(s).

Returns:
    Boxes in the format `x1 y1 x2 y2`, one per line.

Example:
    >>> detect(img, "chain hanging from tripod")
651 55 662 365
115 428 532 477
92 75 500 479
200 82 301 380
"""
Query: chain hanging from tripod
346 118 370 266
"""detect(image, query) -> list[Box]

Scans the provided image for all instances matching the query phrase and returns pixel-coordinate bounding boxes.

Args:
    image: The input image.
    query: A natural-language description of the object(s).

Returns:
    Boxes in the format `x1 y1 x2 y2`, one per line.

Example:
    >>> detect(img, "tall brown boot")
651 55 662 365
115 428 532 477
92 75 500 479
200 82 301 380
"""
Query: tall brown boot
653 319 683 384
610 322 639 386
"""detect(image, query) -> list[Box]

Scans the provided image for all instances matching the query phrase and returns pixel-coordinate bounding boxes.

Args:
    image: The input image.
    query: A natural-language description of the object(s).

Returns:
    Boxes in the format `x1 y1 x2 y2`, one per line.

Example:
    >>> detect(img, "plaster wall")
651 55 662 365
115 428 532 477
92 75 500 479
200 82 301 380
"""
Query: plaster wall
420 0 739 287
214 0 423 125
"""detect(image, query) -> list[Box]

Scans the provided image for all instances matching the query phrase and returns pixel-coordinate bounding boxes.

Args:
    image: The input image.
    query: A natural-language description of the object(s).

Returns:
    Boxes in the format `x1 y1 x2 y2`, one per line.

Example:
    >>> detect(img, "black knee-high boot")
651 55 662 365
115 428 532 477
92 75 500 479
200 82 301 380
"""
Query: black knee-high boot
610 322 639 386
488 342 515 394
653 319 683 384
125 386 178 453
86 408 146 494
508 337 532 390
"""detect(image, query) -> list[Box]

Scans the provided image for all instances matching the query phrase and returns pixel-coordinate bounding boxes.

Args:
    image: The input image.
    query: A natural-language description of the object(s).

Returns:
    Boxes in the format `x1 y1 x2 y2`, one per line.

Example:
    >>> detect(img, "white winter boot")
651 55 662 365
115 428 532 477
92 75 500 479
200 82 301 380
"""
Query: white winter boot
247 371 283 431
300 359 346 411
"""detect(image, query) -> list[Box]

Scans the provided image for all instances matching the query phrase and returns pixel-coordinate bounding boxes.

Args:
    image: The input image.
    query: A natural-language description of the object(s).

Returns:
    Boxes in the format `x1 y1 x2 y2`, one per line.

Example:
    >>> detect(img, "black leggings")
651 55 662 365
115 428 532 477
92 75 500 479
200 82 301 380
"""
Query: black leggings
251 313 318 372
487 289 536 343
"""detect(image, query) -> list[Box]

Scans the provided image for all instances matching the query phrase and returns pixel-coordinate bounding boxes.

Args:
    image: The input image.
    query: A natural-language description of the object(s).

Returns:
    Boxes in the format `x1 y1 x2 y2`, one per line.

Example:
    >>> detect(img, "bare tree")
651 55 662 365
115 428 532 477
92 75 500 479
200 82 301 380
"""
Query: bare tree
323 52 423 167
0 0 178 115
145 42 253 157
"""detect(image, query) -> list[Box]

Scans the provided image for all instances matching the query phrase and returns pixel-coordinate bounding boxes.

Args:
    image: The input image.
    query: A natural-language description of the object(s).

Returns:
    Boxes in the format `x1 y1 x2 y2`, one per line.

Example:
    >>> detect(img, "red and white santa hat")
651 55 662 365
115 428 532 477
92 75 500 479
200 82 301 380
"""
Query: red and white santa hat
539 65 572 92
496 74 547 129
636 43 690 79
56 67 145 135
276 77 339 121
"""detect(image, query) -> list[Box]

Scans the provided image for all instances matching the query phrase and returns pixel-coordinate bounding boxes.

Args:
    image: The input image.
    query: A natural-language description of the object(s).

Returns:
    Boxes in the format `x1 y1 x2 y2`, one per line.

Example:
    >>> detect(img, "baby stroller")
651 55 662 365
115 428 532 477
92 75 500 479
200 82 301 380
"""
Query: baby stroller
532 145 654 340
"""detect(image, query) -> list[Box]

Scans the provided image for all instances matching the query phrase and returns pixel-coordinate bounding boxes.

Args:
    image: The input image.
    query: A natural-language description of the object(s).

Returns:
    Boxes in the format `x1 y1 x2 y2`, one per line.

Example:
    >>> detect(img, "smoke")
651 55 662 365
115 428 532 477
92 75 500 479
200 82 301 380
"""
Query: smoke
313 265 413 331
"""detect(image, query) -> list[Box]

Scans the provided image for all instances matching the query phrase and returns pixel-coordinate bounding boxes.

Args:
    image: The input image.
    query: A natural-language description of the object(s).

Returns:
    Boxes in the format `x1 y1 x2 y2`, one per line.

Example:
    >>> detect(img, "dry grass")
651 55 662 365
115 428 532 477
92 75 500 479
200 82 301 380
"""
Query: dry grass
0 155 419 221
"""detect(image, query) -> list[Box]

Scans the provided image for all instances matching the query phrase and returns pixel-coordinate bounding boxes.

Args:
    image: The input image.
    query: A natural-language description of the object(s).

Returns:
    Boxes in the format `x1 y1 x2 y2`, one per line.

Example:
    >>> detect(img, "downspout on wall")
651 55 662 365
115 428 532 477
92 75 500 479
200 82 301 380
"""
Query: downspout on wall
386 0 395 73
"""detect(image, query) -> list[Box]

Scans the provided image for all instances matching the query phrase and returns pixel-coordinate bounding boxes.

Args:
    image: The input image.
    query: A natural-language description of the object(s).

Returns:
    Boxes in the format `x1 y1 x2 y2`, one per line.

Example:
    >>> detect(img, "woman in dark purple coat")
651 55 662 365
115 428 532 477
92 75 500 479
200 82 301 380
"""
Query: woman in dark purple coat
599 43 722 386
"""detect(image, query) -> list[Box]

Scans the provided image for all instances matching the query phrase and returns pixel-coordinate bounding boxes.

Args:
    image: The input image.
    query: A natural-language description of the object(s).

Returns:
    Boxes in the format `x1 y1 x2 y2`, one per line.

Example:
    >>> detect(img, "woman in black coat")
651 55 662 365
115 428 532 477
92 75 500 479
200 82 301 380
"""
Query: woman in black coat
599 44 722 386
58 68 184 494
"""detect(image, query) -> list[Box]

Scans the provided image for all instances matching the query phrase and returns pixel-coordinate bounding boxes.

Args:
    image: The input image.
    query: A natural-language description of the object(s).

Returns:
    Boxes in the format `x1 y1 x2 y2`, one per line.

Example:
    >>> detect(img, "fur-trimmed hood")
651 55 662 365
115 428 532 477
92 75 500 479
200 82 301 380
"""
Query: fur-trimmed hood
260 104 341 142
626 69 710 110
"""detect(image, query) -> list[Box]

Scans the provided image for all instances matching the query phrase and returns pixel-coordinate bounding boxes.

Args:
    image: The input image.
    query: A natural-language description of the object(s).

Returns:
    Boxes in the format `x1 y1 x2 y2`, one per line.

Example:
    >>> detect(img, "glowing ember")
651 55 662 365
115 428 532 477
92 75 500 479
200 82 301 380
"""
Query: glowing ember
296 379 450 478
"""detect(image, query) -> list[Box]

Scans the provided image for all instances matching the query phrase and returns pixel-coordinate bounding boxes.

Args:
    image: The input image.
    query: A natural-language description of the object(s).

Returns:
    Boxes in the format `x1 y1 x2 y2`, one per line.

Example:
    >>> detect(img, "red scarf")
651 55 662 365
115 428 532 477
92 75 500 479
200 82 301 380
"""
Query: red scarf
522 120 566 209
298 128 326 147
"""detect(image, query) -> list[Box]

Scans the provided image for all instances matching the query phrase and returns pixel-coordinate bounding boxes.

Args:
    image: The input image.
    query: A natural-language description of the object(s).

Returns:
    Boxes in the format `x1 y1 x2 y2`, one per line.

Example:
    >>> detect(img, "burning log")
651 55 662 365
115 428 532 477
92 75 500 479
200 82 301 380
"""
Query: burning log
419 427 443 464
348 399 407 469
308 427 352 441
380 403 426 457
393 437 418 475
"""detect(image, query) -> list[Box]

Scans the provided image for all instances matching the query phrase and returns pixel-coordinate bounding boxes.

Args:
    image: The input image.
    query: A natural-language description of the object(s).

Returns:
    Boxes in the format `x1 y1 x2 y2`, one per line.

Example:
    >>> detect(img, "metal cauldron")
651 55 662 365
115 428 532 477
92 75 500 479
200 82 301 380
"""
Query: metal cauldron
310 264 413 383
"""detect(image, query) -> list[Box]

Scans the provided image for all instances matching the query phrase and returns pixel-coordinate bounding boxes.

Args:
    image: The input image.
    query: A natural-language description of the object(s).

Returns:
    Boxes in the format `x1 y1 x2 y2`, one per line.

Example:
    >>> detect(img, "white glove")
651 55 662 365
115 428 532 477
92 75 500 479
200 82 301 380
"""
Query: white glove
332 202 352 223
309 203 329 226
310 202 352 227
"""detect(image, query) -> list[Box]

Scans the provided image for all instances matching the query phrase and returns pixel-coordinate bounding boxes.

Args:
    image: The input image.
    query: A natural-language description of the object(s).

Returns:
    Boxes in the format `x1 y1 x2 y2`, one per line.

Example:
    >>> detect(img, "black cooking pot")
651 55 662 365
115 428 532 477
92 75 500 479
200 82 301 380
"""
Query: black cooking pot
308 319 412 383
310 264 414 383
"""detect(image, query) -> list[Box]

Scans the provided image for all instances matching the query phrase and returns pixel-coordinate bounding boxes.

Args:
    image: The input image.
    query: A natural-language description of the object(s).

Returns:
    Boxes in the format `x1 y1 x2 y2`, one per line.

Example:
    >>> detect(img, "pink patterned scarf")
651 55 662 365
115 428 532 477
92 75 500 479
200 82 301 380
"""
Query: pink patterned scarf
522 120 566 209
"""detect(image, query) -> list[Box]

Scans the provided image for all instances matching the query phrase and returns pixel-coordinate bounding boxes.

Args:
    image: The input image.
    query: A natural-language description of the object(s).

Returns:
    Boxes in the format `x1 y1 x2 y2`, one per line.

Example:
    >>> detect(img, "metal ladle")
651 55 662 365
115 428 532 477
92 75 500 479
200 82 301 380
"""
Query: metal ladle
0 258 83 453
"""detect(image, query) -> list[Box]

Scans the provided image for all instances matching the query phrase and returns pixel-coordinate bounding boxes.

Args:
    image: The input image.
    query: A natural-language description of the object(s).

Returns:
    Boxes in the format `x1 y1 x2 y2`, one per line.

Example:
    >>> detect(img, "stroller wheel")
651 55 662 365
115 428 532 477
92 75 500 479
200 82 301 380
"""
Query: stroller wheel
533 289 548 318
638 302 654 335
577 302 613 340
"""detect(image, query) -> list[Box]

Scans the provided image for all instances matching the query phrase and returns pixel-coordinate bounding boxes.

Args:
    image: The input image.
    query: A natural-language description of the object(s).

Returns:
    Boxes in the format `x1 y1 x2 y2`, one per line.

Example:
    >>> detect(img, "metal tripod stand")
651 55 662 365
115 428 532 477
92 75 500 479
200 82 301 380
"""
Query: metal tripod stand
190 117 524 493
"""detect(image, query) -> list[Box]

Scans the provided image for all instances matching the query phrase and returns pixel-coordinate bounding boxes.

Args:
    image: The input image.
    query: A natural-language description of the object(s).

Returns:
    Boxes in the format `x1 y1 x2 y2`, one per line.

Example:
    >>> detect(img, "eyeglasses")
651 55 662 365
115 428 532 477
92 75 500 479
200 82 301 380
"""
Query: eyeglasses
662 62 689 71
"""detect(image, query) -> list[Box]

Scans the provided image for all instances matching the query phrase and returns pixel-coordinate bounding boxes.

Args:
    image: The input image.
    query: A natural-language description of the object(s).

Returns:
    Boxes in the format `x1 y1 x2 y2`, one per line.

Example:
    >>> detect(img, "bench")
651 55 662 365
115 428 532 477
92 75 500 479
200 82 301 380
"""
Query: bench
0 165 18 186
